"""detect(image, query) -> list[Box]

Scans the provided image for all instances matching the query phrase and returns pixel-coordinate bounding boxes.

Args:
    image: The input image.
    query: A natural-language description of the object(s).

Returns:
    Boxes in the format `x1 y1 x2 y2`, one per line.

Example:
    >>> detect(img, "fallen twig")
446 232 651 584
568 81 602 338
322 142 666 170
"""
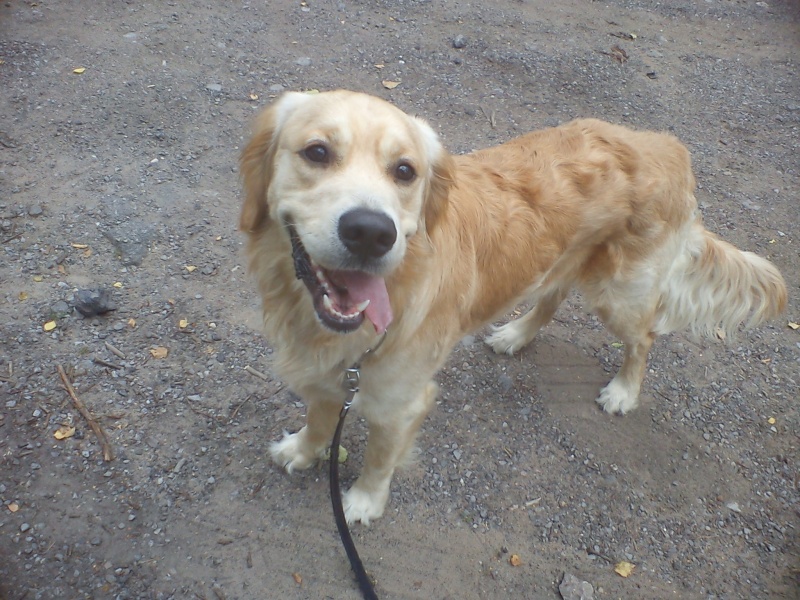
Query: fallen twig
57 364 114 461
104 341 126 360
244 365 270 381
229 394 253 423
92 357 121 370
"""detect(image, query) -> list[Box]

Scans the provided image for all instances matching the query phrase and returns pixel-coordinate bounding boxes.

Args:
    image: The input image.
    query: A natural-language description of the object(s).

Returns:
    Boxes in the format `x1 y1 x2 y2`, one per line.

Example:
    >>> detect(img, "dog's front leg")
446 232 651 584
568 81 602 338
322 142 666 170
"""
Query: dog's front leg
343 381 438 525
270 399 341 473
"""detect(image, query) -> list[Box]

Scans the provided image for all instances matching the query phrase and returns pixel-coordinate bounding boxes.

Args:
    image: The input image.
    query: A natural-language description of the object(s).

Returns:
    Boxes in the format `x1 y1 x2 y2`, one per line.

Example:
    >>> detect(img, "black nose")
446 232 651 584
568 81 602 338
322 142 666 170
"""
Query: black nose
338 208 397 259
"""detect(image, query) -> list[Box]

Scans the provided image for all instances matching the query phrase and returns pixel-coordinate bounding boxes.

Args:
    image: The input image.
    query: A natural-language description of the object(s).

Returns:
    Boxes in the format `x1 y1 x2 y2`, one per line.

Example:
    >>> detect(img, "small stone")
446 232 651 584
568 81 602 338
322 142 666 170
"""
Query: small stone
295 56 312 66
20 523 30 533
74 288 116 317
269 84 285 93
726 501 742 513
206 83 222 92
28 205 43 217
453 35 467 49
559 572 594 600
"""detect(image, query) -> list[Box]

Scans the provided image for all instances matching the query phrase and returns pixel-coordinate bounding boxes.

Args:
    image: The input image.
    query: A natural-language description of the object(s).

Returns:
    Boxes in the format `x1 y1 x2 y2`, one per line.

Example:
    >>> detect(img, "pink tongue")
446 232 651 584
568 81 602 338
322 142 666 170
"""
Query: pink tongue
334 271 393 334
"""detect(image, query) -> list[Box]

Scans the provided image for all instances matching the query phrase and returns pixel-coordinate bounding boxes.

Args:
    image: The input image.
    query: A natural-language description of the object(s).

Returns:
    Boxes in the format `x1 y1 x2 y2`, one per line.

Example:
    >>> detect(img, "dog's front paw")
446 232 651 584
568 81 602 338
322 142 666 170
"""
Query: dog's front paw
485 323 527 356
596 379 638 415
343 484 389 525
269 429 320 473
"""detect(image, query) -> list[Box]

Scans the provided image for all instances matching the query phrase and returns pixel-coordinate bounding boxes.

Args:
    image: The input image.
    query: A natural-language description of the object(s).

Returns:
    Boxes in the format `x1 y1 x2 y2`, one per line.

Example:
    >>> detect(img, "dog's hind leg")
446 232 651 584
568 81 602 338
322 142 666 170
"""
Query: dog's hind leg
343 381 438 525
595 305 657 415
486 287 567 355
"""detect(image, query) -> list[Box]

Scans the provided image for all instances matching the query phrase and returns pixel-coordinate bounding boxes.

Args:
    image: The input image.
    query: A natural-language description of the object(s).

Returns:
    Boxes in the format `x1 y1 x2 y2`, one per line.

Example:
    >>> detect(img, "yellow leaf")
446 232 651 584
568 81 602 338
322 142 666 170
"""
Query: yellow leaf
788 322 799 330
33 275 43 282
614 561 635 577
113 281 123 288
292 573 303 585
54 425 76 440
73 67 86 74
71 243 88 249
249 93 258 100
150 347 169 359
374 63 385 69
768 239 776 244
337 446 348 464
509 554 522 567
18 291 28 301
768 417 776 425
215 235 222 241
43 320 57 332
179 319 189 329
304 89 320 94
185 265 197 272
382 80 400 89
8 502 19 513
127 318 136 328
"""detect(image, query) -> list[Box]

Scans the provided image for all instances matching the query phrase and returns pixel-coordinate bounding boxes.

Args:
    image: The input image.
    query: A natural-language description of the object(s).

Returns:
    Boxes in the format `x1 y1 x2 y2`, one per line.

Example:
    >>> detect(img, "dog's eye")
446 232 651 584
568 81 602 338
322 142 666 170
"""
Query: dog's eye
394 162 416 182
302 143 330 164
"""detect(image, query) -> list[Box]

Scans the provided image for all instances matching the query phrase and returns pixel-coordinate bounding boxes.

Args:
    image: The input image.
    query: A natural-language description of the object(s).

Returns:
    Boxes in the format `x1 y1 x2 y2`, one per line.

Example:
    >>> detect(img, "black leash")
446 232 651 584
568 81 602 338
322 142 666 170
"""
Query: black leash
329 335 387 600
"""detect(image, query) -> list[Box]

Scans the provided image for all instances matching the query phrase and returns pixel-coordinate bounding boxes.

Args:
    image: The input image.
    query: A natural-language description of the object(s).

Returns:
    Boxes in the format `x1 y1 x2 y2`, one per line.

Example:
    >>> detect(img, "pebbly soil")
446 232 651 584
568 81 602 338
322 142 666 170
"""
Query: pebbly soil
0 1 798 599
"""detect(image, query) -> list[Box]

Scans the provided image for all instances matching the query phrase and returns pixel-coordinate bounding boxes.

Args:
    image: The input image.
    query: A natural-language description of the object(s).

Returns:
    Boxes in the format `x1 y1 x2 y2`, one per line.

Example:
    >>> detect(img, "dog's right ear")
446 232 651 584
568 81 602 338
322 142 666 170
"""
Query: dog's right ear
239 92 311 233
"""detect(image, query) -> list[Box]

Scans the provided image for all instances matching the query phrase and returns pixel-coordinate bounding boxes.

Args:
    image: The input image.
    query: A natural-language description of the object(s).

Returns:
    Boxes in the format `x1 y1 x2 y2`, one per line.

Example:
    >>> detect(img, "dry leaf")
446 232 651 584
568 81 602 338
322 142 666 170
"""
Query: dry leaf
714 327 726 340
57 264 66 275
215 235 223 241
43 320 57 332
374 63 385 69
150 347 169 359
768 417 776 425
179 319 189 329
509 554 522 567
292 572 303 585
185 265 197 272
18 291 28 301
54 425 76 440
127 318 136 328
382 80 400 89
33 275 43 282
788 322 799 330
8 502 19 513
82 248 92 258
73 67 86 74
71 243 88 249
113 282 123 288
614 561 635 577
249 92 258 100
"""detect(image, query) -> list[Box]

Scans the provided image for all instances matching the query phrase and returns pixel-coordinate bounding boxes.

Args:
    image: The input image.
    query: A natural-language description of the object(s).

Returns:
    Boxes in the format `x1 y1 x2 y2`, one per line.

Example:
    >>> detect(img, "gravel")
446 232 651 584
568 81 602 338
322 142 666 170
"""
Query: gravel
0 1 797 599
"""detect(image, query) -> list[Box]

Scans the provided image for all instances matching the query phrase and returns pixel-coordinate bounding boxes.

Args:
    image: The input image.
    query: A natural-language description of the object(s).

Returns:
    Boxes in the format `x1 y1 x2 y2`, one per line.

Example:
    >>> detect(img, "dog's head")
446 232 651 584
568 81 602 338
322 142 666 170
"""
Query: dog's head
240 90 454 334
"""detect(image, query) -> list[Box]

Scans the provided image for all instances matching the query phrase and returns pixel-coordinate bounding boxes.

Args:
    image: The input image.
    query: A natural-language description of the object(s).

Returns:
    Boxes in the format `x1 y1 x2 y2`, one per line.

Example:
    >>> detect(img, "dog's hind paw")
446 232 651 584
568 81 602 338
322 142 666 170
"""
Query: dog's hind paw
595 379 639 415
269 429 320 473
485 323 527 356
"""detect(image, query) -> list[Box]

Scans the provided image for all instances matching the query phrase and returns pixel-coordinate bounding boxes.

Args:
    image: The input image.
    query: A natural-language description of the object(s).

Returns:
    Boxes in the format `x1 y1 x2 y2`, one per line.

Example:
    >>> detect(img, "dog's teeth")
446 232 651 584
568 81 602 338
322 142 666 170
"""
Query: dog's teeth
355 299 370 313
323 294 334 312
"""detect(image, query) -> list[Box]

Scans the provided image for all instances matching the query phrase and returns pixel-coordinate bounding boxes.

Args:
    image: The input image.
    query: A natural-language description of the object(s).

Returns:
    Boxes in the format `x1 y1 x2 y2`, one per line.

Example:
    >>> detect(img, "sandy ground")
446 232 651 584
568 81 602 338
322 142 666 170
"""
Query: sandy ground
1 1 798 599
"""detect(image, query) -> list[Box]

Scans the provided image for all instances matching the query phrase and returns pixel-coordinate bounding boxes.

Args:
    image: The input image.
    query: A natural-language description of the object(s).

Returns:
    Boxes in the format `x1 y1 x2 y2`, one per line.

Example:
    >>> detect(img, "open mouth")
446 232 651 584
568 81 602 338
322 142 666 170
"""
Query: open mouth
288 225 393 334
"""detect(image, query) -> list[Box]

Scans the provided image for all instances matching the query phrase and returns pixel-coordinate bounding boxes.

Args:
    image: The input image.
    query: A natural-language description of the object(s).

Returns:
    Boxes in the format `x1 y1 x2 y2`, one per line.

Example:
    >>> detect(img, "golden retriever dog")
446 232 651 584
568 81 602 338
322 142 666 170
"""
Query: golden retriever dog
240 90 787 524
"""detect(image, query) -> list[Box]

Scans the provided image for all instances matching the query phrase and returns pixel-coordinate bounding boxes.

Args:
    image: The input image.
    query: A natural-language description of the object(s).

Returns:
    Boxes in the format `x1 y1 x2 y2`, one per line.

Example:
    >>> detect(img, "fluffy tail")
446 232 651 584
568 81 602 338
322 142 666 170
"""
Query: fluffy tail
656 225 787 339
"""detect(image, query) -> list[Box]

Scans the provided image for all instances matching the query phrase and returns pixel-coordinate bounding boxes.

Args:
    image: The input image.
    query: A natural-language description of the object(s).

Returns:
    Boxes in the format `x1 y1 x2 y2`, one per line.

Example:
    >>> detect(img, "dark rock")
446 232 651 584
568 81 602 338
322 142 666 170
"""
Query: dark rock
73 288 117 317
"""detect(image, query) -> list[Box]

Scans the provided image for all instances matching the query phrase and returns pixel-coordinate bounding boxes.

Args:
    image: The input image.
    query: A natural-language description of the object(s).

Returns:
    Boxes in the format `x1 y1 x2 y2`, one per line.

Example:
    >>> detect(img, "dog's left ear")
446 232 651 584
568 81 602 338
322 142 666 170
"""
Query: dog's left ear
412 117 455 235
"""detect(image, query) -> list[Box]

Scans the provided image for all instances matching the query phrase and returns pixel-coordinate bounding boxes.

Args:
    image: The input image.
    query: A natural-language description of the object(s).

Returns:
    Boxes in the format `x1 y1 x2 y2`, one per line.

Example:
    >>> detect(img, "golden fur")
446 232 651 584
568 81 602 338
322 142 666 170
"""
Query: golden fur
240 90 787 524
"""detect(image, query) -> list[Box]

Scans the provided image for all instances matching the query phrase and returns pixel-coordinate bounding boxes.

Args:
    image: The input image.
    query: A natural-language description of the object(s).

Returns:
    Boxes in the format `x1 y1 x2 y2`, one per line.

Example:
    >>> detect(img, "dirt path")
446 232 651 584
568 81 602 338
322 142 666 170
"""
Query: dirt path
1 1 798 598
